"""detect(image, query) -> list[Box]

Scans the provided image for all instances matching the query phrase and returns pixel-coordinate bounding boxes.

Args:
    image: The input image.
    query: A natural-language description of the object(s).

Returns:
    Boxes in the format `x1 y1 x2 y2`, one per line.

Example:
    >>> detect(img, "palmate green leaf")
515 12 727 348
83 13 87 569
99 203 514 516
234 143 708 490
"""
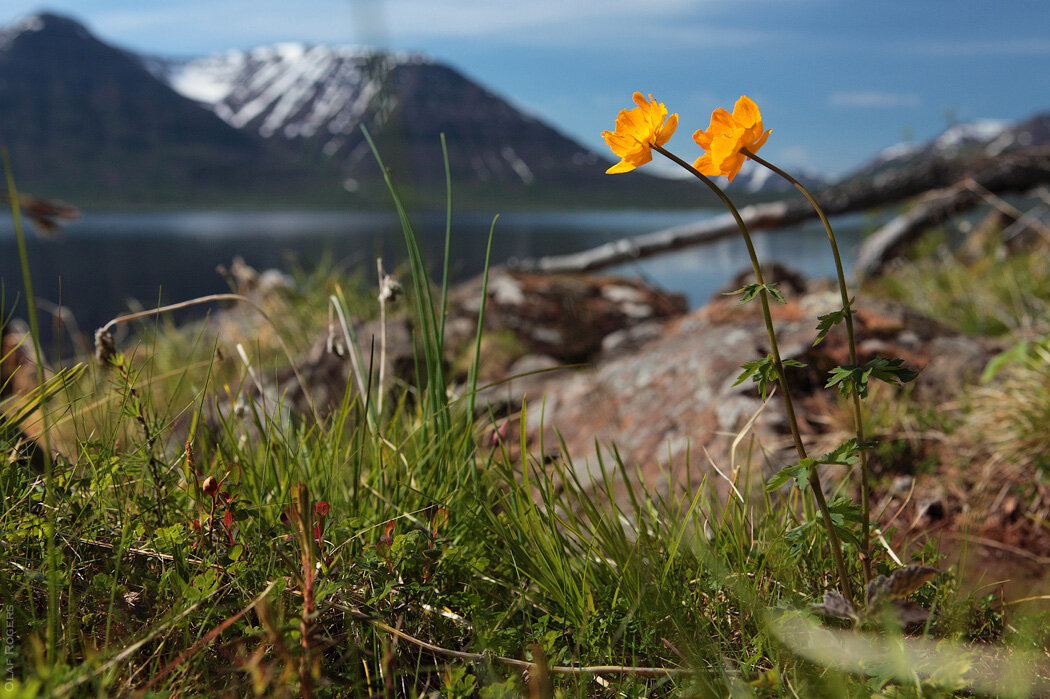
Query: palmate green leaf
766 459 814 491
734 354 775 398
827 496 865 548
735 355 808 400
768 441 866 492
814 308 844 346
826 357 919 398
821 438 862 466
724 282 786 304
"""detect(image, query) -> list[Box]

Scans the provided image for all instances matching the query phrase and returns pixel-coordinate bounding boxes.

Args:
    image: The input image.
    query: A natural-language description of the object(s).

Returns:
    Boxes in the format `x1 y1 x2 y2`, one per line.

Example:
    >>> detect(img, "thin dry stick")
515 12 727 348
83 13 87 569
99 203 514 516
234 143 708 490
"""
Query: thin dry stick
96 293 322 425
965 177 1050 240
328 294 372 420
69 535 225 571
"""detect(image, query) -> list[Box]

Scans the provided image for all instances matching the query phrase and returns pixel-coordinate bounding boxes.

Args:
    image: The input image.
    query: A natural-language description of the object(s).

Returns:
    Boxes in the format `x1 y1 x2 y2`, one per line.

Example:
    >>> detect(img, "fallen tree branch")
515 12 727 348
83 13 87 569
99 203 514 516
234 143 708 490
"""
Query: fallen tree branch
514 147 1050 276
855 149 1050 277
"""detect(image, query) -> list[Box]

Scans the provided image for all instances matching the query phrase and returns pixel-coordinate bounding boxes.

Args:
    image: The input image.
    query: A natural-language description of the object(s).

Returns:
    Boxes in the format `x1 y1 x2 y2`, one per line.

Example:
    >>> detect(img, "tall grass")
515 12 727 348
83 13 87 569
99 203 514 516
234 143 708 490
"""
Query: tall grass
0 147 1046 697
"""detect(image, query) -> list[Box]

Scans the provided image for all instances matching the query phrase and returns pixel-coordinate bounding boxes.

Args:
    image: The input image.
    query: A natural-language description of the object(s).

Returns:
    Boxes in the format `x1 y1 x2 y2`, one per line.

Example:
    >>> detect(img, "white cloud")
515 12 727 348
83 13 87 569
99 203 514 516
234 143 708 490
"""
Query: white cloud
829 91 921 108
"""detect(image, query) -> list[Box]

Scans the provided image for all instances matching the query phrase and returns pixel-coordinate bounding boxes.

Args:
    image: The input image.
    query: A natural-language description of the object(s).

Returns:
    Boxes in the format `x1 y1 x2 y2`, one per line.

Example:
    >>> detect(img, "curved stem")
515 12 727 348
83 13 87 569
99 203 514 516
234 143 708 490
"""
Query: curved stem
653 145 853 599
743 148 872 582
98 293 323 426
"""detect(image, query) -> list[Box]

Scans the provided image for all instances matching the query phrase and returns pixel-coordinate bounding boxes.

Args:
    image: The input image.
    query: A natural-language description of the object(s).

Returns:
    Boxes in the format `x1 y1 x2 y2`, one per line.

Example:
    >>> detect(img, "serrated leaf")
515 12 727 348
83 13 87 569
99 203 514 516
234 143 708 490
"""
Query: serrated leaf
734 354 778 399
733 358 764 386
866 357 920 388
766 460 813 492
725 282 785 304
825 364 861 397
811 590 857 621
814 309 846 347
820 439 862 466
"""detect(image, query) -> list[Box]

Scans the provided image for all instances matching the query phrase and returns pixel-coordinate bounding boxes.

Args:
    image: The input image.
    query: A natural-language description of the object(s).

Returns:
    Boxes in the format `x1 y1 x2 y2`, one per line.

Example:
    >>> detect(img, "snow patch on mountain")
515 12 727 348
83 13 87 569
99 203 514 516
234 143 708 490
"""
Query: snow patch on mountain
874 141 922 164
166 43 424 150
933 119 1010 152
0 12 70 50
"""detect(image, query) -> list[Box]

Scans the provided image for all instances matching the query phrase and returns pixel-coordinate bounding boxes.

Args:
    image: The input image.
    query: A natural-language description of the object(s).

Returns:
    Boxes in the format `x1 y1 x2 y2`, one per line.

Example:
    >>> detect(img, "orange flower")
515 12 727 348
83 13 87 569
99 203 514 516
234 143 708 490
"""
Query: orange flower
692 96 771 182
601 93 678 174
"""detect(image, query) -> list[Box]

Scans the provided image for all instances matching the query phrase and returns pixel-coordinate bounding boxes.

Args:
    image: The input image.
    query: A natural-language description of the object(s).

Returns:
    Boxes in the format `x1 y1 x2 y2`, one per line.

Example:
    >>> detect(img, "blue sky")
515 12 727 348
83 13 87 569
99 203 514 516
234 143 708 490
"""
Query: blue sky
4 0 1049 176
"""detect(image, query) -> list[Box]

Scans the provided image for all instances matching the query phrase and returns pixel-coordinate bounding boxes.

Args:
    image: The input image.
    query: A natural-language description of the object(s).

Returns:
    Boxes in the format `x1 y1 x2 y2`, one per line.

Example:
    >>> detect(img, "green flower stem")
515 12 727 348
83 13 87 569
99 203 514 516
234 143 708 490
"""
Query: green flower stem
653 144 853 600
743 148 873 583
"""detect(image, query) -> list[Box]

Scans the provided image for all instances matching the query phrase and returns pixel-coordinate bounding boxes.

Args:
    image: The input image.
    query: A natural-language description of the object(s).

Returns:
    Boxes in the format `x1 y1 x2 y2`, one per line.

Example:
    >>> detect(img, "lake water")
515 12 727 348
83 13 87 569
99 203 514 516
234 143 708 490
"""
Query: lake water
0 208 872 351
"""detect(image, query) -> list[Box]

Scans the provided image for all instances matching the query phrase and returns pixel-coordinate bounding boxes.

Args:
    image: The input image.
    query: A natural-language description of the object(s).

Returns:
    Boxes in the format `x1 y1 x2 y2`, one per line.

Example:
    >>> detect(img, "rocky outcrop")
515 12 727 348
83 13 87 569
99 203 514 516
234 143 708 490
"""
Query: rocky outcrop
205 267 688 427
481 283 995 495
446 268 688 365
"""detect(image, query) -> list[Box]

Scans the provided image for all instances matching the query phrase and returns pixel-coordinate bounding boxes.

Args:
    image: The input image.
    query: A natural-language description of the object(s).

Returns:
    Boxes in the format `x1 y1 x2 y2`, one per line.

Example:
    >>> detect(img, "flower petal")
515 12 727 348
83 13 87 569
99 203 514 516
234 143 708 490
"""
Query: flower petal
606 159 636 174
723 153 748 181
749 128 772 153
656 113 678 146
693 152 718 176
709 108 735 132
602 93 674 175
732 96 761 128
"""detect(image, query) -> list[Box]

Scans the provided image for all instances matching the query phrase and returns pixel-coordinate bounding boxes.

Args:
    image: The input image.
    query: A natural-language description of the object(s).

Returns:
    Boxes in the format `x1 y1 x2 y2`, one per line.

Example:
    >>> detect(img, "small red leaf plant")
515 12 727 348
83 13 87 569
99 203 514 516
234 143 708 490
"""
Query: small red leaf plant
280 497 333 568
190 470 241 553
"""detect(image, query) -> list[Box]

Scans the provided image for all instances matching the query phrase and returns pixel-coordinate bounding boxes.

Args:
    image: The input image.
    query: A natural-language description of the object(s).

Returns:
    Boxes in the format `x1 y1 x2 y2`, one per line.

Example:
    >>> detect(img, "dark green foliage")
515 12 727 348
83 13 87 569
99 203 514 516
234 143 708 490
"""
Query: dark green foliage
826 357 920 399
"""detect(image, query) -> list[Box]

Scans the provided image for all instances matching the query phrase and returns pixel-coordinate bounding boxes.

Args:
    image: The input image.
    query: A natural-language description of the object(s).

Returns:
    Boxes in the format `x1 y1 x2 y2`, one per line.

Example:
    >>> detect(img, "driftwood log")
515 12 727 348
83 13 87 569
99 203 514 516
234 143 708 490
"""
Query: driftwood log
854 149 1050 277
513 147 1050 277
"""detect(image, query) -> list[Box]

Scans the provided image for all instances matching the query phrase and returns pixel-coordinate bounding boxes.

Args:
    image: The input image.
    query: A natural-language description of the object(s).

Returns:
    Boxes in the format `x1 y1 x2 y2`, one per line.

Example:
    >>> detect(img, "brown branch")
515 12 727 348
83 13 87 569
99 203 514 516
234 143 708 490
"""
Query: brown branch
95 292 322 424
514 147 1050 276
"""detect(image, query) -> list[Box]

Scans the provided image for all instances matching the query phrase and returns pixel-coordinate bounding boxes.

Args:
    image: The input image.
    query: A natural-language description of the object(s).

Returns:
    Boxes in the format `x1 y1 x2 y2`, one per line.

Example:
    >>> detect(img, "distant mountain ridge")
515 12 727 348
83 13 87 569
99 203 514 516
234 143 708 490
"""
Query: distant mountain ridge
0 12 335 206
0 11 697 208
844 113 1050 183
1 11 1047 209
153 42 699 206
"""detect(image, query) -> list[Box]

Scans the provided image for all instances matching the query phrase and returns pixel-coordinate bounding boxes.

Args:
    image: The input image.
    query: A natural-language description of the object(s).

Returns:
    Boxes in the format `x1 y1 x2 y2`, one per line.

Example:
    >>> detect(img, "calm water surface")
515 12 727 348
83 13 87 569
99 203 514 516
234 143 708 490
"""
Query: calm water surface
0 208 871 349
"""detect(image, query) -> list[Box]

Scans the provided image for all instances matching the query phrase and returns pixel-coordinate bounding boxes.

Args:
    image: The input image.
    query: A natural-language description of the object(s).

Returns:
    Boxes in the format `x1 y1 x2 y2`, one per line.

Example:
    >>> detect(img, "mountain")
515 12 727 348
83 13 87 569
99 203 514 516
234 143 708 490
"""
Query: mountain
843 113 1050 183
0 12 696 209
155 43 696 208
0 13 338 207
